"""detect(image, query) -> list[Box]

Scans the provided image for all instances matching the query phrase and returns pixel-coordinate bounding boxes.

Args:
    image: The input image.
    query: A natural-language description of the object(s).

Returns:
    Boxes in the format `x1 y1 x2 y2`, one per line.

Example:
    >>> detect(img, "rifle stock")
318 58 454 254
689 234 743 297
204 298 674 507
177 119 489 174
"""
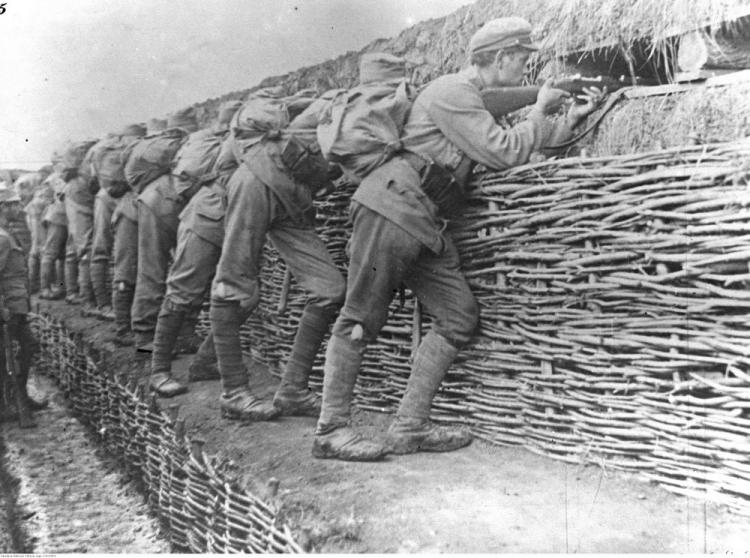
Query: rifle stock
481 76 639 119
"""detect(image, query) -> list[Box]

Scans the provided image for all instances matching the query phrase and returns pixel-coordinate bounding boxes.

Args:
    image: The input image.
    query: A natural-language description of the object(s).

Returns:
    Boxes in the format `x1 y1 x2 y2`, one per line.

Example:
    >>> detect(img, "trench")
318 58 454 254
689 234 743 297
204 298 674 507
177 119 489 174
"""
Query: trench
28 310 302 553
0 436 32 553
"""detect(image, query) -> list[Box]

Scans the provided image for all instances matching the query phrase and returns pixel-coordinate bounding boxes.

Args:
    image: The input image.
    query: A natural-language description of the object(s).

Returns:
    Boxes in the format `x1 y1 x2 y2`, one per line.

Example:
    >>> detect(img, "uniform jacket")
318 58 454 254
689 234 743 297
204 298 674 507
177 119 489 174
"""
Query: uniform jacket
0 226 29 314
354 67 575 253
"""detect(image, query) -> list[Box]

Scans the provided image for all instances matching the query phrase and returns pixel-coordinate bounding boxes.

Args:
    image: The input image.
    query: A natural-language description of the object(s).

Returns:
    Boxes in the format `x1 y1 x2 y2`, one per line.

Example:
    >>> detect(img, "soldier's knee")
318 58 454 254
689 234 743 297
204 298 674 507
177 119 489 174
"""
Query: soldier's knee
443 294 480 348
328 275 346 308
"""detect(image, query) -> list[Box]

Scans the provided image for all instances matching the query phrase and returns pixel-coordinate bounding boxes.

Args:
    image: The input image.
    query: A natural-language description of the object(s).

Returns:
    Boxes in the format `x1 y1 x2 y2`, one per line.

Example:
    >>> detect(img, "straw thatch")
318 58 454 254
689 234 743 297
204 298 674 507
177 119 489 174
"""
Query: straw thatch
192 0 750 126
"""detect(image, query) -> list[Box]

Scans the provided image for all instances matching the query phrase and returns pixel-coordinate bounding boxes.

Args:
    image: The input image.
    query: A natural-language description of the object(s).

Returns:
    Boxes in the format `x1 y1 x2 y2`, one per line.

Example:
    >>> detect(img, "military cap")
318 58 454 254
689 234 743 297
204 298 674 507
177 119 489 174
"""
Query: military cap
359 52 407 85
120 122 148 137
468 17 540 55
147 117 168 134
167 107 199 132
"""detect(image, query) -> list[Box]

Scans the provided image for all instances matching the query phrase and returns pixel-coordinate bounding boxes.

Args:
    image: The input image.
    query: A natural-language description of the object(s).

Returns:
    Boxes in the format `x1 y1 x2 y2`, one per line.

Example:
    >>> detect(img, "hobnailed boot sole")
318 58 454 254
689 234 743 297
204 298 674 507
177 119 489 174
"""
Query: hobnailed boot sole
387 426 473 455
220 406 281 422
273 392 322 418
311 427 387 461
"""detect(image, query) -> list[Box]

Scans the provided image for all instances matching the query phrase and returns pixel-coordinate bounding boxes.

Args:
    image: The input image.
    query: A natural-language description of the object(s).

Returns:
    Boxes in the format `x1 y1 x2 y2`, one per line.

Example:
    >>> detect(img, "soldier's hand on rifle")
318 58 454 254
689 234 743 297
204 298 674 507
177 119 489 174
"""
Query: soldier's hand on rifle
566 86 607 128
534 79 570 115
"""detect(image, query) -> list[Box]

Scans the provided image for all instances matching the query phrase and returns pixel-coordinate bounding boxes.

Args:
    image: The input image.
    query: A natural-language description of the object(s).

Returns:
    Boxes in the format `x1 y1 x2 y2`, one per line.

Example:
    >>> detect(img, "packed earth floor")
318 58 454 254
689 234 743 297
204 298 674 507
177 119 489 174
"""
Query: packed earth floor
1 298 750 553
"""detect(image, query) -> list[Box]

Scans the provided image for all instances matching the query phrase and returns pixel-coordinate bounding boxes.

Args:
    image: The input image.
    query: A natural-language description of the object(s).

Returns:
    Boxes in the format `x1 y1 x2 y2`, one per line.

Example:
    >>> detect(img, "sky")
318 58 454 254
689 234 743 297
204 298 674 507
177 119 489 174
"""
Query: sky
0 0 473 170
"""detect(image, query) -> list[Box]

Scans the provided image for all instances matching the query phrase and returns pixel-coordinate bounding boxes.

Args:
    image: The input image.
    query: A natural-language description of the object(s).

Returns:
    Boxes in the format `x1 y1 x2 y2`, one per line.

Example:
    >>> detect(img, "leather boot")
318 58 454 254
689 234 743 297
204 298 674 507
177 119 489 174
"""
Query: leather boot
38 258 61 300
64 259 81 304
312 334 385 461
210 300 249 392
112 281 135 346
273 306 331 417
386 332 472 454
211 301 278 421
188 332 220 382
174 305 202 355
78 259 98 314
28 253 41 295
220 386 280 421
90 260 111 312
149 299 188 397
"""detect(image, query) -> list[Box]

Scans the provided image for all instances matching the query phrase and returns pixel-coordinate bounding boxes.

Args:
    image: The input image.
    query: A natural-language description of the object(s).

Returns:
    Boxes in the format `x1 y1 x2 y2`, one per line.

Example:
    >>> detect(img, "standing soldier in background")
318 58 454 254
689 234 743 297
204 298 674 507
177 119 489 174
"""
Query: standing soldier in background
148 100 242 396
0 184 47 427
60 139 98 309
208 89 345 421
38 156 69 301
89 123 148 320
313 17 606 461
109 119 159 346
15 166 53 293
129 108 197 353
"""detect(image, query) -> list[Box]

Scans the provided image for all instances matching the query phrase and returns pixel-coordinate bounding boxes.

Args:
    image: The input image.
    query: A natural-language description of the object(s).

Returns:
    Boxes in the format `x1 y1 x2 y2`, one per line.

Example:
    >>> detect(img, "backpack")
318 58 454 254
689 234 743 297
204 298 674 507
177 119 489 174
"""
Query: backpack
170 130 228 201
124 129 188 194
92 136 140 198
316 80 414 184
229 92 291 162
61 139 98 172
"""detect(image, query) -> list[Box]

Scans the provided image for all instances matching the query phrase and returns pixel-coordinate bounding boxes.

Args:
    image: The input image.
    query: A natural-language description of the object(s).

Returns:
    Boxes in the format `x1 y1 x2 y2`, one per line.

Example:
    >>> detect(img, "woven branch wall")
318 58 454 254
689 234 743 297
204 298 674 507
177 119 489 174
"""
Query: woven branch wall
199 139 750 515
32 314 303 554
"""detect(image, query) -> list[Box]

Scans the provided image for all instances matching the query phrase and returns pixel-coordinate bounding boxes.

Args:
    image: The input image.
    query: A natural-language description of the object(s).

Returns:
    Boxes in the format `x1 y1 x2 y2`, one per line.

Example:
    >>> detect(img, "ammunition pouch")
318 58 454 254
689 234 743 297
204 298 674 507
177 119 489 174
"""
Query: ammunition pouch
279 134 330 191
401 151 465 217
103 180 131 199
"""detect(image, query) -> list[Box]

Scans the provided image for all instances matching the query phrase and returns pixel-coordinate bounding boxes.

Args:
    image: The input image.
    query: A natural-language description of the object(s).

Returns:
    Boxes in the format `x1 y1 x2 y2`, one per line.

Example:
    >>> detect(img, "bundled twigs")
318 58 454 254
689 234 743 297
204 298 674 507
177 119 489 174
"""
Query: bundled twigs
31 313 302 553
197 139 750 514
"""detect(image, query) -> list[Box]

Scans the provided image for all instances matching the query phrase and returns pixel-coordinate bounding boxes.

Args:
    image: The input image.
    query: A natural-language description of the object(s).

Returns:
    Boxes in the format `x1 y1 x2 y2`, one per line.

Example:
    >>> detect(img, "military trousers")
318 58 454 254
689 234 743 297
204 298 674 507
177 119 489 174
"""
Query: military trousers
40 222 67 264
64 199 94 263
131 179 182 343
112 194 138 285
91 189 117 266
166 228 220 308
331 202 479 348
210 166 345 385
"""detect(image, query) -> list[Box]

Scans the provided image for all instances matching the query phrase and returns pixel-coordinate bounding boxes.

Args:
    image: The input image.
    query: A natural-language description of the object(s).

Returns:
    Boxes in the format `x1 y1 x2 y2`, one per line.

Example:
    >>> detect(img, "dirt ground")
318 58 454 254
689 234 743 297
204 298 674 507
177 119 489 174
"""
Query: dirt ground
26 299 750 553
0 377 168 553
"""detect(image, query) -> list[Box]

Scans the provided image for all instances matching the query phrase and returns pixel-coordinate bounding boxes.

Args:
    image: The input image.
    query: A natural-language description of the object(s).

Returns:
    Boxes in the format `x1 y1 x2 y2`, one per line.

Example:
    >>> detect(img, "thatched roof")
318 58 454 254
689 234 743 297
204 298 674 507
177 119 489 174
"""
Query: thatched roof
194 0 750 121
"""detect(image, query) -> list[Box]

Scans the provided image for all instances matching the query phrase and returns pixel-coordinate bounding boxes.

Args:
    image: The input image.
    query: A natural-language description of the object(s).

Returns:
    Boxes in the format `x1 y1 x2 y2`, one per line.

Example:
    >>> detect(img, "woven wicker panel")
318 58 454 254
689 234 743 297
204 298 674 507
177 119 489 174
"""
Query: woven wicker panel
202 139 750 514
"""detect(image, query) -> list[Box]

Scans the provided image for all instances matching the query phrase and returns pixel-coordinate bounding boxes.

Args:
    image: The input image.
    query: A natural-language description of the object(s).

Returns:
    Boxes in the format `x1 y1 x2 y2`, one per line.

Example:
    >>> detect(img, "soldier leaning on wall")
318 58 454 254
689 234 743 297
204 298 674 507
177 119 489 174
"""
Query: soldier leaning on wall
0 184 47 427
312 16 607 461
130 108 199 354
207 88 345 422
147 100 243 397
109 120 157 346
88 123 148 321
60 139 99 310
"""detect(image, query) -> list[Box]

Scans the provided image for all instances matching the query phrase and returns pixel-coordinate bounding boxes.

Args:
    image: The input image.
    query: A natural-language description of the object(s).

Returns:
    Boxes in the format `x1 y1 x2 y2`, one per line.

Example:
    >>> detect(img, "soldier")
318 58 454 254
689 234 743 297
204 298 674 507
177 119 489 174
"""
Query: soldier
208 89 345 421
60 139 98 309
17 167 53 294
38 158 69 300
89 124 147 320
0 184 47 427
110 118 165 346
130 108 198 353
312 17 605 461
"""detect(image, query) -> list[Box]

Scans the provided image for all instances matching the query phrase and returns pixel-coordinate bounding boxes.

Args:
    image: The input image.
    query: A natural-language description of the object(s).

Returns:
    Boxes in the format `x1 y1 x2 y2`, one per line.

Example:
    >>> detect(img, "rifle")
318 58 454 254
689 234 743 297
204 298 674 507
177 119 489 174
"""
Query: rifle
480 75 650 119
0 299 34 428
